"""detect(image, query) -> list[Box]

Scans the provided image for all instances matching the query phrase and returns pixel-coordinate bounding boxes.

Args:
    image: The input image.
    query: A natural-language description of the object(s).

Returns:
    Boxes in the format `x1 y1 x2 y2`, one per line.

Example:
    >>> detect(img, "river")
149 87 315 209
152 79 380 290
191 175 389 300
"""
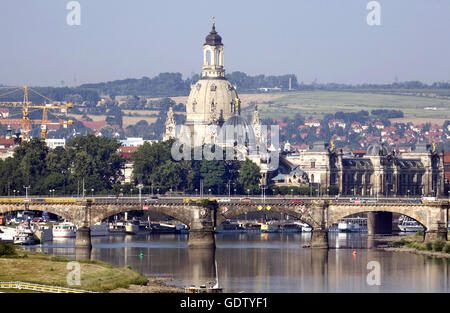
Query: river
25 233 450 292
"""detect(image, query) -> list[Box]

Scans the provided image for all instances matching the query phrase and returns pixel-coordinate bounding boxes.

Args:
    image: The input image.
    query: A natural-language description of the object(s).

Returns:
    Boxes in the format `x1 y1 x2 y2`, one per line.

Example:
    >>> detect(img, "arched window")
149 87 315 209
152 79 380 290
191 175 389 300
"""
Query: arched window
206 50 212 65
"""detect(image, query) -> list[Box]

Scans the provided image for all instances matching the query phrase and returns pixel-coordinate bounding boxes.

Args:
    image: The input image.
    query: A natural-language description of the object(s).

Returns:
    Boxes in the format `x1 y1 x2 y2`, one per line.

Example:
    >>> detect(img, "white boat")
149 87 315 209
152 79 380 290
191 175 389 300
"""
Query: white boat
338 220 361 232
294 222 312 232
278 223 302 233
53 222 77 238
0 226 16 242
125 221 139 234
176 223 189 234
91 223 109 236
260 223 276 233
398 218 424 232
13 224 39 245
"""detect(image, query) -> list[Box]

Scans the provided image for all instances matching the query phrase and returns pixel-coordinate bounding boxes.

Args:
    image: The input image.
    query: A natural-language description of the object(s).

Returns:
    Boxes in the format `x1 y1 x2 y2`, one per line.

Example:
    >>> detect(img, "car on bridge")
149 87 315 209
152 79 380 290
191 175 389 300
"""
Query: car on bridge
289 199 304 204
349 197 365 204
218 198 231 203
240 198 252 203
145 196 159 202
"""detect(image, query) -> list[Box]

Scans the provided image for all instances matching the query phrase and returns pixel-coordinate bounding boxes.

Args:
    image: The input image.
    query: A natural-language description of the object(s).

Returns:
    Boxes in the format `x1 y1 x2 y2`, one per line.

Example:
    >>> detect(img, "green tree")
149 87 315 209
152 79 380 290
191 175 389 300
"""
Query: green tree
200 160 226 194
150 160 184 193
238 159 261 195
66 135 125 193
131 140 173 186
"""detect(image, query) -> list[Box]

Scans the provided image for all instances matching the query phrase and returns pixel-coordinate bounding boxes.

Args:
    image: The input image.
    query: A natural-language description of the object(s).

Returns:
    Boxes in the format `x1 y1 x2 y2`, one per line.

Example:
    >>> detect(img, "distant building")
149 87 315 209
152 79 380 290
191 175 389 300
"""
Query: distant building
119 137 158 147
282 141 445 197
45 138 66 149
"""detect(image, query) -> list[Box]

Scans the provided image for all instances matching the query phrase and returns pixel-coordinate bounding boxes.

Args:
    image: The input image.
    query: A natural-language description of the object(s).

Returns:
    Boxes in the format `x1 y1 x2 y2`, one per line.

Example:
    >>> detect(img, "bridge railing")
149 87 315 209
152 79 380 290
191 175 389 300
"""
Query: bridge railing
0 281 97 293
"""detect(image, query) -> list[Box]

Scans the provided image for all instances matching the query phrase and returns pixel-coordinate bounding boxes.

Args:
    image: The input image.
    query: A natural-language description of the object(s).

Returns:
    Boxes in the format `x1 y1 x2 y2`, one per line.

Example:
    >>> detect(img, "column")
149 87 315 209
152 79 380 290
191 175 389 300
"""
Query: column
75 200 92 253
187 205 216 249
310 229 329 249
367 212 392 235
425 222 448 241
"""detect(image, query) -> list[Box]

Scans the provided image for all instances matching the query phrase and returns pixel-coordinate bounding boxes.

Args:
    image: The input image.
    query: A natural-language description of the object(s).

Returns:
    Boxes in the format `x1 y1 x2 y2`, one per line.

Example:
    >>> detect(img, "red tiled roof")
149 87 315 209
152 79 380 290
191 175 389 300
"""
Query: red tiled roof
444 152 450 164
117 146 139 160
0 137 15 148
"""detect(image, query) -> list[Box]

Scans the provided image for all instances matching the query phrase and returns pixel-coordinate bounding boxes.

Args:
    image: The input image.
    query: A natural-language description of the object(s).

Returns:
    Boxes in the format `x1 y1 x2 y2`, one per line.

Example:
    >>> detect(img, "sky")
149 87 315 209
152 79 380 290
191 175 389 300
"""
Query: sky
0 0 449 87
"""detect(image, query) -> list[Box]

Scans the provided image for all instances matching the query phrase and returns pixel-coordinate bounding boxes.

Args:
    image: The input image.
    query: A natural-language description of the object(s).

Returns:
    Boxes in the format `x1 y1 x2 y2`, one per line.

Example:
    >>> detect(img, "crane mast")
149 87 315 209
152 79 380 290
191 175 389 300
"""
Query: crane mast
0 86 74 142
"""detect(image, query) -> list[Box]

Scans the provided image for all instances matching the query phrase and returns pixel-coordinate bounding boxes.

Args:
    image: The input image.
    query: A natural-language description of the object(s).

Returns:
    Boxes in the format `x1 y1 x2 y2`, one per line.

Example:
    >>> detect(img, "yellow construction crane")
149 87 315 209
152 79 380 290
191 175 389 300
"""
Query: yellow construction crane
0 86 74 141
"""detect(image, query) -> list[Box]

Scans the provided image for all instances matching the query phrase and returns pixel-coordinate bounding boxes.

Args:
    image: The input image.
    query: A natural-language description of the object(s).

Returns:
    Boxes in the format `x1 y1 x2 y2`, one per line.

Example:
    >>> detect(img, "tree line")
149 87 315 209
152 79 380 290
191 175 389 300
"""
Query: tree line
0 135 263 197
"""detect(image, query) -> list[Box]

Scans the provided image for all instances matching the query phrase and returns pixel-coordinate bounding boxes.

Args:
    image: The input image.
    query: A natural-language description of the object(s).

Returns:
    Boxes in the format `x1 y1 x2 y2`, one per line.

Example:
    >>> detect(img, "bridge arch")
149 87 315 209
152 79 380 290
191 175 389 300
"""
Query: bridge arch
327 204 429 230
0 204 76 224
217 204 318 229
90 204 192 227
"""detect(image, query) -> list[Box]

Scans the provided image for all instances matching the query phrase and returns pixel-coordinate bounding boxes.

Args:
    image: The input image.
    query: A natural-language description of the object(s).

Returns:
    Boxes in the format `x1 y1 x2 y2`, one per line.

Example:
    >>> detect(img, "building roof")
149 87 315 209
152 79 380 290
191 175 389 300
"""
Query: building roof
204 23 222 46
342 158 373 168
117 146 139 160
0 136 16 148
444 152 450 164
271 173 286 181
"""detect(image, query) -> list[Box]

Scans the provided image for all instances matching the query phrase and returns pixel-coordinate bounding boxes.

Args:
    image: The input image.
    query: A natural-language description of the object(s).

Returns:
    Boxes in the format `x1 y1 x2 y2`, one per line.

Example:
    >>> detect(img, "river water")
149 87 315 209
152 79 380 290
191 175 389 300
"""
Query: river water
26 233 450 293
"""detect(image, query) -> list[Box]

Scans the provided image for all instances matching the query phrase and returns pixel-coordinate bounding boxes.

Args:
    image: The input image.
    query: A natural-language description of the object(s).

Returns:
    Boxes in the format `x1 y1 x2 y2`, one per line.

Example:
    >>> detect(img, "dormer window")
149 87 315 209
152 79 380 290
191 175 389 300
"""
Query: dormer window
210 84 217 91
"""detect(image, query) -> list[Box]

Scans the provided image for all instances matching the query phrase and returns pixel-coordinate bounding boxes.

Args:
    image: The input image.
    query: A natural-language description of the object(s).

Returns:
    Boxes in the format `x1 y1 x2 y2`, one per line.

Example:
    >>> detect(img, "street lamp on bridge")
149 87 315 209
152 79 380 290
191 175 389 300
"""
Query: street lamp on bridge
24 185 30 199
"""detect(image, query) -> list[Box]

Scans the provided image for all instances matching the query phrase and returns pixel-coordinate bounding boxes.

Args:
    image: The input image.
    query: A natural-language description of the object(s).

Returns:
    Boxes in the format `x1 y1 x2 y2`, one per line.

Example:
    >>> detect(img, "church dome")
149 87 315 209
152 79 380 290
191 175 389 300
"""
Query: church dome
186 79 238 123
217 114 257 150
204 24 222 46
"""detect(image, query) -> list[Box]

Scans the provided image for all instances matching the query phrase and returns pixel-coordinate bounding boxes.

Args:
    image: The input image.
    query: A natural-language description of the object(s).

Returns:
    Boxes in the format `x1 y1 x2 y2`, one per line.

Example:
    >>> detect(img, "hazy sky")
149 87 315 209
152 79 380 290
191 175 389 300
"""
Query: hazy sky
1 0 449 86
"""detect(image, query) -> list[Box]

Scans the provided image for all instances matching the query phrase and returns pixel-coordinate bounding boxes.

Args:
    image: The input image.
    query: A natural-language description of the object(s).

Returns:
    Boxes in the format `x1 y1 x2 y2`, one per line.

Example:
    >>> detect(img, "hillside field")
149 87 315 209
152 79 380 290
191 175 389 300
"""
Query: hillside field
243 91 450 122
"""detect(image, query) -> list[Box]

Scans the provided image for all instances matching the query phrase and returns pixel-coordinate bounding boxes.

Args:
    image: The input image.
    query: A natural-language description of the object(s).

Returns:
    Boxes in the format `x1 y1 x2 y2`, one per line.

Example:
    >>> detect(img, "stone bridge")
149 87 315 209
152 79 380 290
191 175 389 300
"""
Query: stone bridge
0 198 448 249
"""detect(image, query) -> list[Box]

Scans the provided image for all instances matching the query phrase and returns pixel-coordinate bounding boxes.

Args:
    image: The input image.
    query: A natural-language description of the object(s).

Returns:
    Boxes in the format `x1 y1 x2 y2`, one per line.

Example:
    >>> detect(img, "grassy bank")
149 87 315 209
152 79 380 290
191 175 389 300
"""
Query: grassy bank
388 231 450 257
0 243 148 292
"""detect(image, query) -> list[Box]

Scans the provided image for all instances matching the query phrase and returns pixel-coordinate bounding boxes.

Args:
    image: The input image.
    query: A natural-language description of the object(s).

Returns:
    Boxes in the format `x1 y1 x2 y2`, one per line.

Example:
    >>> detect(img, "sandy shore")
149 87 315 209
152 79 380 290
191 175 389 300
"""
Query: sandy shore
109 277 184 293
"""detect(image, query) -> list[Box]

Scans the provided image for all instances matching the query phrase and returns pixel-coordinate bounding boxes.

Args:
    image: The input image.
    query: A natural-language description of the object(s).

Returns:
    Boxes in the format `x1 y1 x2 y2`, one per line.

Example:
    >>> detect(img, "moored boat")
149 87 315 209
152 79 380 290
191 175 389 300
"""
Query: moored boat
13 223 39 245
0 226 16 242
53 222 76 238
125 220 140 234
337 220 360 232
398 217 424 232
91 223 109 236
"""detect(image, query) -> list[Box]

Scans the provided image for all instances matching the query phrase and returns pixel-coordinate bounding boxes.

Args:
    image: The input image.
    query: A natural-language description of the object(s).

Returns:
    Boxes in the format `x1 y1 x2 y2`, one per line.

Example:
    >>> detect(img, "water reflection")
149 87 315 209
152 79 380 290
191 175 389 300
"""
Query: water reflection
25 233 450 292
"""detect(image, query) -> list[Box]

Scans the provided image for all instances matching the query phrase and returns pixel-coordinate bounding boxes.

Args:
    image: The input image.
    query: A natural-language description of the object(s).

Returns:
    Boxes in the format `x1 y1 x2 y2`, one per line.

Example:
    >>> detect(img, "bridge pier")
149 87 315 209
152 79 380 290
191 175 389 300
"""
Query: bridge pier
310 229 329 249
75 226 92 250
367 212 392 235
425 222 448 241
187 230 215 249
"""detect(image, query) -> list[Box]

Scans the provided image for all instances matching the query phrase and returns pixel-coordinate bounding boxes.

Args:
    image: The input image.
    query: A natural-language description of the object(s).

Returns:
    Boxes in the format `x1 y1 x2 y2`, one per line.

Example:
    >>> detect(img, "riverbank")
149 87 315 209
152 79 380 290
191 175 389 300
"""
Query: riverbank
0 244 149 292
375 232 450 259
110 277 184 293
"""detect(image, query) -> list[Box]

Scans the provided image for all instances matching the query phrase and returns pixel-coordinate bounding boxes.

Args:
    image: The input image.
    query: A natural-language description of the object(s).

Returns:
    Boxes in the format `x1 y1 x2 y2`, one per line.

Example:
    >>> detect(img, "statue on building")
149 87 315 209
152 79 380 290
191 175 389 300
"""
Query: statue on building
252 105 261 144
163 105 176 141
